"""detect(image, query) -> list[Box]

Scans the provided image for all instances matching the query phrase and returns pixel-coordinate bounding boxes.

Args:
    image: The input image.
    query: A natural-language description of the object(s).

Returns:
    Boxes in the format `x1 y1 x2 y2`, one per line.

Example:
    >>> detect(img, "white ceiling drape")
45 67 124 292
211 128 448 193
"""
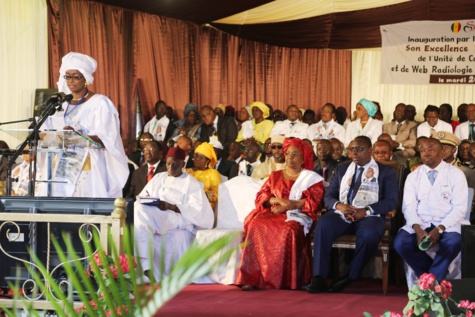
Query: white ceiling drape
214 0 411 24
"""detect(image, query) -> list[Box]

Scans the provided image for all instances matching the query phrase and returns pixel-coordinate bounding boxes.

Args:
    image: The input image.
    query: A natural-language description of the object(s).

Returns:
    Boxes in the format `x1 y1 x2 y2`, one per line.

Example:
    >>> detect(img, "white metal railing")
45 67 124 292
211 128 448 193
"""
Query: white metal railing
0 197 127 315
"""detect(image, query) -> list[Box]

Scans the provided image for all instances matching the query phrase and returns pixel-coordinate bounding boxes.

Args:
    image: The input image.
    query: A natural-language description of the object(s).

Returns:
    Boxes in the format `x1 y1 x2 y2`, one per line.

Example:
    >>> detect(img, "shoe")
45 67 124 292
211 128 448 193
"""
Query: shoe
304 276 328 294
241 284 255 291
328 276 353 293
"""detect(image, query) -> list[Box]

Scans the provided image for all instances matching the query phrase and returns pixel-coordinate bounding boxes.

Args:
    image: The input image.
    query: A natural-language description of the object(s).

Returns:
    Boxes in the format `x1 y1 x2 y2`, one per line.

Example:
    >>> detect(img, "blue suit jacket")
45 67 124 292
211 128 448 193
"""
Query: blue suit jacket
324 161 398 217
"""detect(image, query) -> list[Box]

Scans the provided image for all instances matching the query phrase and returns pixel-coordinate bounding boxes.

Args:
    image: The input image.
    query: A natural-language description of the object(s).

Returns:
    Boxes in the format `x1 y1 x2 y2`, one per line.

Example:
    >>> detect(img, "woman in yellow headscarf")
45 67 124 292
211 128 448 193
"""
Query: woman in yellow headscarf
185 142 221 211
236 101 274 145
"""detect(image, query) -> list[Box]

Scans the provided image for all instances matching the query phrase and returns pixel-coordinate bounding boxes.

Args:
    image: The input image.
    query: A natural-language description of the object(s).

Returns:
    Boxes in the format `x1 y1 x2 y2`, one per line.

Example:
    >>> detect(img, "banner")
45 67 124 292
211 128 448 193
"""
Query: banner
381 20 475 85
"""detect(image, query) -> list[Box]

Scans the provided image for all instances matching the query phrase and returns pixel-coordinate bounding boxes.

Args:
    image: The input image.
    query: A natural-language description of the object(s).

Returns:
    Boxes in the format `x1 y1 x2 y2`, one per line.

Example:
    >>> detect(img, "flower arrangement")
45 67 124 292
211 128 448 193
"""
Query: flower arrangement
364 273 475 317
75 253 137 316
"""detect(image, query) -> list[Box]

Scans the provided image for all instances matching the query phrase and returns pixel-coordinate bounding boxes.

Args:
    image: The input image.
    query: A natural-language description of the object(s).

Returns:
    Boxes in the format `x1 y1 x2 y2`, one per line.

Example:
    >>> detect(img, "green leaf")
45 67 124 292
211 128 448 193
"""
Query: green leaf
362 313 374 317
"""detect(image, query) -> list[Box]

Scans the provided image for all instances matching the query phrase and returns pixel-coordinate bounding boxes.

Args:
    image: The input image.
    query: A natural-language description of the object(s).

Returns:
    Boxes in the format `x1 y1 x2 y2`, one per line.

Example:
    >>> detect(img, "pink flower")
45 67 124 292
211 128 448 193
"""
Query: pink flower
459 300 470 309
390 313 402 317
405 309 414 316
423 314 430 317
434 285 441 293
118 254 136 273
467 311 473 317
418 273 436 290
440 280 452 299
109 265 118 279
468 302 475 310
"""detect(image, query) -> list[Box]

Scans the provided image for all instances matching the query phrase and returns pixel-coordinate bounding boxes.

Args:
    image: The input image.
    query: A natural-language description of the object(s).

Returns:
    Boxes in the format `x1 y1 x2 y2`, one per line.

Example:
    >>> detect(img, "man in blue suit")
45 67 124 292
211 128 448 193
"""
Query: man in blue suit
306 135 398 293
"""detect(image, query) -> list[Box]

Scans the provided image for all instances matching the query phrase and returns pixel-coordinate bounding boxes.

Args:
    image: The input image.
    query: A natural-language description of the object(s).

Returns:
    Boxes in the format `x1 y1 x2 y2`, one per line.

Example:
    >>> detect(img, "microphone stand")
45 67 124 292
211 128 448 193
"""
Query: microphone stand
6 97 66 196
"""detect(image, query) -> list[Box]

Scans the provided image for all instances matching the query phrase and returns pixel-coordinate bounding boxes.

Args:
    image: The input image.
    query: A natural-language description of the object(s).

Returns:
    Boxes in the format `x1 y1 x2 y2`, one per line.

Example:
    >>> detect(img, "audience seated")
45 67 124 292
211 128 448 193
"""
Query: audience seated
144 100 175 142
236 138 324 290
215 104 225 118
306 136 398 293
457 103 468 124
303 109 316 126
372 140 401 169
345 99 383 147
212 139 238 180
227 141 243 164
259 138 272 163
407 136 427 172
439 103 458 132
200 105 238 156
417 105 452 138
405 105 419 124
433 131 475 189
458 140 471 167
236 102 274 145
127 140 167 199
224 105 235 118
186 142 221 211
171 103 202 143
128 132 154 167
455 103 475 141
373 101 384 121
394 138 469 281
382 103 418 165
307 103 345 145
313 139 338 187
330 138 351 165
11 145 39 196
271 109 286 123
231 141 261 177
270 105 308 139
134 147 214 281
335 106 351 128
468 142 475 169
251 135 286 181
176 136 194 169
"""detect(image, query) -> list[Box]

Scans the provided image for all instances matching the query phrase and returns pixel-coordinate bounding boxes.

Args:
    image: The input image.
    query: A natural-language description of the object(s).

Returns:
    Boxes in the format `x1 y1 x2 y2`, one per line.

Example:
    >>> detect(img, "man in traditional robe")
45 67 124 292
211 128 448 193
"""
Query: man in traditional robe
134 146 214 281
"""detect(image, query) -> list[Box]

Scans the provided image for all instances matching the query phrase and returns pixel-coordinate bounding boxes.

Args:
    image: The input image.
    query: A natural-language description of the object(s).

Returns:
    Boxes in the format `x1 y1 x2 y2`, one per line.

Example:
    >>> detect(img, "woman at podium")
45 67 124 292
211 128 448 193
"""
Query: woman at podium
40 52 128 198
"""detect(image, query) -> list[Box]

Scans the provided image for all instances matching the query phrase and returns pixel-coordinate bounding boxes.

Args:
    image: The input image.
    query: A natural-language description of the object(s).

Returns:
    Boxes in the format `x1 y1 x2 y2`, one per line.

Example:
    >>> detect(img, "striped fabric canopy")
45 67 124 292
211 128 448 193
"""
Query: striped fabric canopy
92 0 475 48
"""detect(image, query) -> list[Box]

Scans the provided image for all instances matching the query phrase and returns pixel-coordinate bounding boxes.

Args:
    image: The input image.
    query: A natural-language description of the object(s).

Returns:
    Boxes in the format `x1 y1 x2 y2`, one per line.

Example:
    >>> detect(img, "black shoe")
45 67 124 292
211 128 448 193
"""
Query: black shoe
328 276 353 293
304 276 328 294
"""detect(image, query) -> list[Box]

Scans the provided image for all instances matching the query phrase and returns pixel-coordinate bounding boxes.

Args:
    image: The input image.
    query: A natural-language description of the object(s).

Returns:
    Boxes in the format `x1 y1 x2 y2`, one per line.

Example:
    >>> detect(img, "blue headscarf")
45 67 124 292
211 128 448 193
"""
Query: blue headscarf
358 98 377 117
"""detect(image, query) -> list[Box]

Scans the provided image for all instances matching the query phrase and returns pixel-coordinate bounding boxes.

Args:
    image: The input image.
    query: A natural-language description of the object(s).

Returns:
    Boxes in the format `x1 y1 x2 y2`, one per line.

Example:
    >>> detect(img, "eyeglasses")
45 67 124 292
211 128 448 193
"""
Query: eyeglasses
373 150 389 155
284 152 301 158
63 75 84 81
271 145 283 149
347 146 367 153
193 154 209 160
139 138 153 142
143 147 157 152
321 110 333 113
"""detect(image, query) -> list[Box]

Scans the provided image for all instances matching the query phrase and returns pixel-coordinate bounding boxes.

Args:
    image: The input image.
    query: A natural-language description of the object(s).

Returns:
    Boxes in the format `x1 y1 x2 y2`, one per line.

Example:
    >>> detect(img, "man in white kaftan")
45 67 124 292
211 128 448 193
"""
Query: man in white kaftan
134 146 214 280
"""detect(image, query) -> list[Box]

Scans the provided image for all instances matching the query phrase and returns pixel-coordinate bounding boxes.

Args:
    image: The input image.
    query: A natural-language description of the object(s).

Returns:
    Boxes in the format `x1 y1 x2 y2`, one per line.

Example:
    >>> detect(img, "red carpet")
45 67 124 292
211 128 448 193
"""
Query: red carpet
156 280 409 317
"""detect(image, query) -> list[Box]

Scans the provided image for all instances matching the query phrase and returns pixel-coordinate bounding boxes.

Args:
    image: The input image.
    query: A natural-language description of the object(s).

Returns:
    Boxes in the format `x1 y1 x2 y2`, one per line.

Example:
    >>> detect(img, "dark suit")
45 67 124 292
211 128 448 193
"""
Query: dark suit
216 158 238 179
313 162 398 280
163 121 176 143
200 116 238 154
313 159 338 184
127 161 167 199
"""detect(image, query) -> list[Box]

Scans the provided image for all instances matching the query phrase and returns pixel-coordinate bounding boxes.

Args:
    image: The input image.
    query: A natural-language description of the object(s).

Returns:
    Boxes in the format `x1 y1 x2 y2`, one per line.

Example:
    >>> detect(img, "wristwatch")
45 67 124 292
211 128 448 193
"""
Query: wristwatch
437 226 444 234
365 206 372 216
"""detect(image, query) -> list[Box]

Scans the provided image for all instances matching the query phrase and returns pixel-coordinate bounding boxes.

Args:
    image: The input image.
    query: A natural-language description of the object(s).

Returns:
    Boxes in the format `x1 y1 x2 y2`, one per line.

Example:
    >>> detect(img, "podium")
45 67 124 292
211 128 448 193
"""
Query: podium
0 129 102 197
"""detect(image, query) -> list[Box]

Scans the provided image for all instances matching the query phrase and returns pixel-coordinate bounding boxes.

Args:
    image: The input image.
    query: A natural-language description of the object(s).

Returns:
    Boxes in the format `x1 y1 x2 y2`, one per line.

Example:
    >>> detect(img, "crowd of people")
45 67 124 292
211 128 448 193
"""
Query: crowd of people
1 51 473 293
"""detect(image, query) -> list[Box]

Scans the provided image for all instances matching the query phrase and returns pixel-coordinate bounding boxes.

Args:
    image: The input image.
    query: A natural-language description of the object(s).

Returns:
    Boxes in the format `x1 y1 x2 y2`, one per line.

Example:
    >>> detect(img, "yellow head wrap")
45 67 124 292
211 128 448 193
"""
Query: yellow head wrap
250 101 270 119
195 142 217 168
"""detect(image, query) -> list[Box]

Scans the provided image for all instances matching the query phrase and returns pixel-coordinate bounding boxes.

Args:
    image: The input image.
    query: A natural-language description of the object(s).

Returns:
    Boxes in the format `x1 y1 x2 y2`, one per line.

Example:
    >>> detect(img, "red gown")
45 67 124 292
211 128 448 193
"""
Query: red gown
235 170 324 289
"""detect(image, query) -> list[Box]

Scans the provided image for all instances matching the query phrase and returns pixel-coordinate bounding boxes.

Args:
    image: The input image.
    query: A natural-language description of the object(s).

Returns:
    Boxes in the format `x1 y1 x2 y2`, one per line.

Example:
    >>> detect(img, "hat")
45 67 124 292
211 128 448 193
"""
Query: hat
250 101 270 119
166 146 186 160
216 104 226 113
57 52 97 94
358 98 377 117
195 142 218 167
432 131 461 147
271 135 285 144
210 139 223 150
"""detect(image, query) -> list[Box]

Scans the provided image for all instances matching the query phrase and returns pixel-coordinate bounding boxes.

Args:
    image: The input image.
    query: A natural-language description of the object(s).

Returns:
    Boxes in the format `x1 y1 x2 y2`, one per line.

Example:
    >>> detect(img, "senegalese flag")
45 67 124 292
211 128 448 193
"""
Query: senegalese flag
451 22 461 34
135 83 144 139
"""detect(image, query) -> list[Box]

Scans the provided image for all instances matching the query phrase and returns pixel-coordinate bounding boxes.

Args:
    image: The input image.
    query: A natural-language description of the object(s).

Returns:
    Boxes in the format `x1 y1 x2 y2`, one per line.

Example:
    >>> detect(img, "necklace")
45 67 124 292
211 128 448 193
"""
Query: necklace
360 120 368 124
64 89 89 118
285 168 302 177
72 92 89 101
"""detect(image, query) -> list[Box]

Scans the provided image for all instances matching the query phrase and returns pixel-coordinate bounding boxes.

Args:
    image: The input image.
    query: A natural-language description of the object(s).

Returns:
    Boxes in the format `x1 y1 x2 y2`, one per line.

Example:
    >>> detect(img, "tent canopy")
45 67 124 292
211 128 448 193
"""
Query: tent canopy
92 0 475 48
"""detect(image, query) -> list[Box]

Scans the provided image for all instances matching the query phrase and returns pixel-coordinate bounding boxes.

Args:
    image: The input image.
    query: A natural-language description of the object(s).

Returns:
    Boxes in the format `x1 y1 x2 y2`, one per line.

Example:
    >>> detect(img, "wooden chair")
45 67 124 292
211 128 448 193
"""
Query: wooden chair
329 163 407 295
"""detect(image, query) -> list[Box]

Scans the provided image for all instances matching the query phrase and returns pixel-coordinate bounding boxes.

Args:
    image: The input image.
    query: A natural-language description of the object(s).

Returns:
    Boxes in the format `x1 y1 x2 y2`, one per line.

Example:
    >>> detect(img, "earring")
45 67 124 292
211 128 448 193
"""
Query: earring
85 81 88 87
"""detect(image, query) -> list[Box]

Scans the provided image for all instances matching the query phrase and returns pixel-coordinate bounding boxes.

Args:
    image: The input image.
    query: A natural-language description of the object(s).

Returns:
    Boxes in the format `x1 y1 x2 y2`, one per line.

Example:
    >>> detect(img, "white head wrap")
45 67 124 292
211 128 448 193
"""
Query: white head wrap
57 52 97 94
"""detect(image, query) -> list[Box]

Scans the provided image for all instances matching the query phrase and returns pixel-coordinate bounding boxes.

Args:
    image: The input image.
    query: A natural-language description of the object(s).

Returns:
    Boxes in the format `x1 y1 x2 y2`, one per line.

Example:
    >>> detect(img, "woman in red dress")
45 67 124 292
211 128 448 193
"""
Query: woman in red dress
236 138 324 290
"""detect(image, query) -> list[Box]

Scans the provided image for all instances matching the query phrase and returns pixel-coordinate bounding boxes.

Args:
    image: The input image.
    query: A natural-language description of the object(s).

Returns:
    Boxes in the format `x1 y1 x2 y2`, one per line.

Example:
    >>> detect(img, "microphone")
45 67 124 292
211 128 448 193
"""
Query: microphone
57 94 73 112
47 93 65 104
